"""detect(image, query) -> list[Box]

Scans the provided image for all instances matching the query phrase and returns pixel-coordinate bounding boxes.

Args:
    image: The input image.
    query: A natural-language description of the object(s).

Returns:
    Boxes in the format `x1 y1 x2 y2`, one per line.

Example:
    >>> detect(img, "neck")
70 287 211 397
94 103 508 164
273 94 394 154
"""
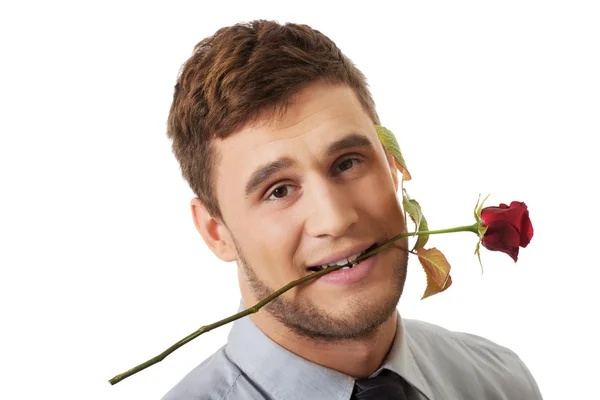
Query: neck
248 303 399 379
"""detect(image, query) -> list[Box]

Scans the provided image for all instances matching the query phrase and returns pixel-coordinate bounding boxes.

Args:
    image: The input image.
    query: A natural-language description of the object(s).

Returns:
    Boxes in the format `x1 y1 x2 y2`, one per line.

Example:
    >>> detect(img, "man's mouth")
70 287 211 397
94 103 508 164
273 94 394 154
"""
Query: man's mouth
306 243 379 273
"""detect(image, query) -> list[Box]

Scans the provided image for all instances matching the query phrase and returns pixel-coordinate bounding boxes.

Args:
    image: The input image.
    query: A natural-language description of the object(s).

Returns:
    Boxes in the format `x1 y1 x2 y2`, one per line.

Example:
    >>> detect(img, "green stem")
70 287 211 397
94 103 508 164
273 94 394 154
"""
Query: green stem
108 222 479 385
357 223 479 260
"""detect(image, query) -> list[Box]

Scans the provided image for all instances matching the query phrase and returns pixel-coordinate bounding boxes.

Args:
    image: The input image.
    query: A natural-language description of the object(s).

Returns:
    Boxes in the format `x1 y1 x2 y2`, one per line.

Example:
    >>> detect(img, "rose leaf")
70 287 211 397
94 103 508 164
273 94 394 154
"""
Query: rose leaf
416 247 453 299
375 125 412 181
402 190 429 250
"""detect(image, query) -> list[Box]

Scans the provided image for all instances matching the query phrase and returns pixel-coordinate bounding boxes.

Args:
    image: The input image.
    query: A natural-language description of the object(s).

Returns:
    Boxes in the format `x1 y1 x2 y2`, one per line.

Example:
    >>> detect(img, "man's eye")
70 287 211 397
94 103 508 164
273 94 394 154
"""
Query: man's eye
335 157 362 173
266 184 294 201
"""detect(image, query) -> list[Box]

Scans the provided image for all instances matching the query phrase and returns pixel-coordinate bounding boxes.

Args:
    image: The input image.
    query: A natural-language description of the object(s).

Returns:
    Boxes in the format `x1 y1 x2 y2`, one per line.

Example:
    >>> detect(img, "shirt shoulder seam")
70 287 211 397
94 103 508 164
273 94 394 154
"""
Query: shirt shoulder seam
454 332 515 356
222 371 242 400
408 320 516 356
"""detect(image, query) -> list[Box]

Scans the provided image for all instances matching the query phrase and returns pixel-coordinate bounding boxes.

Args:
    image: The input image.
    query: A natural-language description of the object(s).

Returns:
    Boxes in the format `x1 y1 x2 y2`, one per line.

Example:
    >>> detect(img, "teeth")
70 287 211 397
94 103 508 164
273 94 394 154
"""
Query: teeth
328 258 349 267
308 246 375 272
320 250 364 269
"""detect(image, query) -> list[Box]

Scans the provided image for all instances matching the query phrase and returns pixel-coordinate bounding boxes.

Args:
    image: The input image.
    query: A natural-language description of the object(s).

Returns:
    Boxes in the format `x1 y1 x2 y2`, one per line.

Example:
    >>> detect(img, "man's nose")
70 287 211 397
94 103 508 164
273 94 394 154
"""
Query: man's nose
304 182 359 238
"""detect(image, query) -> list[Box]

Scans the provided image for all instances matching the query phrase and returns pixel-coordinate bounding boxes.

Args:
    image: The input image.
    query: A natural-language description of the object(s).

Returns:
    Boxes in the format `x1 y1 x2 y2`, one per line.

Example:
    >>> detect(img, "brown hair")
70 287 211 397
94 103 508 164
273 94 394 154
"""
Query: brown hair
167 20 379 221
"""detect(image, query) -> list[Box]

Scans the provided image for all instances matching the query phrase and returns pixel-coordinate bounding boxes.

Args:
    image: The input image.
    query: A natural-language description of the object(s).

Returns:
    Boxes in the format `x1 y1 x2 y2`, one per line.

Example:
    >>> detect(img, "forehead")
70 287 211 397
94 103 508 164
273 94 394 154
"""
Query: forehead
218 82 373 159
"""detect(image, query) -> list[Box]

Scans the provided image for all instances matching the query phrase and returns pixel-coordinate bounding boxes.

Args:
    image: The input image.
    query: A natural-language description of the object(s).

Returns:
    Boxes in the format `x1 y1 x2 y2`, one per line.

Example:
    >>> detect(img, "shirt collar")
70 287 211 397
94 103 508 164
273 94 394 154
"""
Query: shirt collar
378 317 435 399
226 301 434 400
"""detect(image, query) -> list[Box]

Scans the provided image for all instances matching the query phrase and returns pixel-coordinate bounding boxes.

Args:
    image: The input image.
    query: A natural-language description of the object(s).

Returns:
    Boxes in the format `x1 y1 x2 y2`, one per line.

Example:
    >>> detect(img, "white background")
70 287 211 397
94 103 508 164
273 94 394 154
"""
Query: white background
1 1 598 399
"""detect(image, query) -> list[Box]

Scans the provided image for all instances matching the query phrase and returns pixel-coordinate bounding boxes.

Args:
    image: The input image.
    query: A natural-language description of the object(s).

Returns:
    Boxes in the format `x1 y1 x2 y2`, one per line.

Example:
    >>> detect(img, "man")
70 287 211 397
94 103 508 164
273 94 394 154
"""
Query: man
162 20 542 400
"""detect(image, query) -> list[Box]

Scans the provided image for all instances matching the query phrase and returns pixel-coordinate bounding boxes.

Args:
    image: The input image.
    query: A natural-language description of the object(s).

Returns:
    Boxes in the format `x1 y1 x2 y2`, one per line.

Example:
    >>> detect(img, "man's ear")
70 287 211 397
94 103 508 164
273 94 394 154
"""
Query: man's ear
190 198 237 262
385 149 400 191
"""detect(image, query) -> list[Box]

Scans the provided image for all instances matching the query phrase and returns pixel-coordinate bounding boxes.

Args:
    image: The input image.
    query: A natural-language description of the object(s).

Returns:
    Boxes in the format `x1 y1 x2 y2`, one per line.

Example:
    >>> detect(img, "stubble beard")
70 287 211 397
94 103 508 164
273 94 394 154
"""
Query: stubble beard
233 236 408 342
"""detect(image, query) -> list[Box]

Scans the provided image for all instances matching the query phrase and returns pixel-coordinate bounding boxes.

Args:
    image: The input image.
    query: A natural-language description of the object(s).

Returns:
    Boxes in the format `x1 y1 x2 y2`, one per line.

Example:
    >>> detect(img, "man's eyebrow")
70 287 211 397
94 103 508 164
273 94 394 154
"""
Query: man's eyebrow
244 157 297 198
243 133 373 198
325 133 373 157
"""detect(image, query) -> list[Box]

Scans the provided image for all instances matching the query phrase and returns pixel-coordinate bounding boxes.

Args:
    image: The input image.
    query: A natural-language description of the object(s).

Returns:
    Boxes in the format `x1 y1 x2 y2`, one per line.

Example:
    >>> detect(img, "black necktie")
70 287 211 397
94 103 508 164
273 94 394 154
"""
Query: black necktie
351 369 409 400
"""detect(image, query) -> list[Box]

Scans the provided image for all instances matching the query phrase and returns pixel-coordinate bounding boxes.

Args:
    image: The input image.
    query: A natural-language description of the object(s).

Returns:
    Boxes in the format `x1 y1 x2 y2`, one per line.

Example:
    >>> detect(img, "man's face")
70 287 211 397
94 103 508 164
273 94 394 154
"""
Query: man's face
212 81 408 340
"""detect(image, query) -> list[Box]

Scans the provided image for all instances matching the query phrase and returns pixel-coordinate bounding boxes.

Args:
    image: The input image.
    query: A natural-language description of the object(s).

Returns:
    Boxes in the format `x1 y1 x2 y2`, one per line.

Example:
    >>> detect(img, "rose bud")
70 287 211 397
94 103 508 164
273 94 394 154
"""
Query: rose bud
480 201 534 262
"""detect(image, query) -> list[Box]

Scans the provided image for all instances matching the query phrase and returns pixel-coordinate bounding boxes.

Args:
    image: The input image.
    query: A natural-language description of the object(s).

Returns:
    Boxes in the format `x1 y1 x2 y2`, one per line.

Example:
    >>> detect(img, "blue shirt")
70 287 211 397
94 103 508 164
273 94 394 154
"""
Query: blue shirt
162 303 543 399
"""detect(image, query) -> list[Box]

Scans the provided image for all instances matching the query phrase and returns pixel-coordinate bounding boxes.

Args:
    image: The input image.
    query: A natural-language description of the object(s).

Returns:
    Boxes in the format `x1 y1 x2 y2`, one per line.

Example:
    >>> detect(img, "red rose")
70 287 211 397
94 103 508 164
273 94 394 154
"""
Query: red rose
480 201 534 262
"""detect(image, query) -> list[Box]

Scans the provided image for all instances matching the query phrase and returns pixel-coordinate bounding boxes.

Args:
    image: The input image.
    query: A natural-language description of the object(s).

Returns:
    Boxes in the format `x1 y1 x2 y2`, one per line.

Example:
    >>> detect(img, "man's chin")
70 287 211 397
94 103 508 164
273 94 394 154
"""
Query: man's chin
267 296 399 341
